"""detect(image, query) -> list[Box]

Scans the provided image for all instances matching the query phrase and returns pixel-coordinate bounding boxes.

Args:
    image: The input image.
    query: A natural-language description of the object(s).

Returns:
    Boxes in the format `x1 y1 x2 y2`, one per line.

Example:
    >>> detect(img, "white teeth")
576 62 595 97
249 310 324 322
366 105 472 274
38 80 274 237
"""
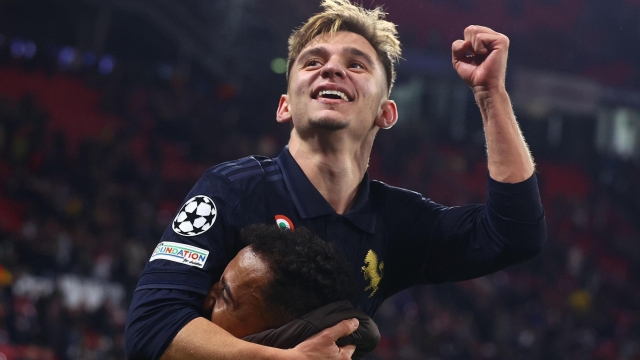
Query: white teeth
318 90 349 101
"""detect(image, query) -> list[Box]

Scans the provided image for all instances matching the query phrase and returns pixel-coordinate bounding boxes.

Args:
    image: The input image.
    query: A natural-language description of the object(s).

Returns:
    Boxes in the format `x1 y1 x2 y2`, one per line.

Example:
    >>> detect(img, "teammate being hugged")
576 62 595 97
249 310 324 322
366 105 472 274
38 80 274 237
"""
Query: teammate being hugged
125 1 546 359
201 224 379 360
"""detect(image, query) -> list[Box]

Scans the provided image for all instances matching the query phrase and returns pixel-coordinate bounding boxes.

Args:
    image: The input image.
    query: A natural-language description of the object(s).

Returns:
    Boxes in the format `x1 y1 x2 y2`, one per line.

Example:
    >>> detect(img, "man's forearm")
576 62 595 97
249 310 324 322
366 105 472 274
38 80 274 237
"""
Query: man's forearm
451 26 534 184
475 87 534 184
160 318 286 360
160 317 359 360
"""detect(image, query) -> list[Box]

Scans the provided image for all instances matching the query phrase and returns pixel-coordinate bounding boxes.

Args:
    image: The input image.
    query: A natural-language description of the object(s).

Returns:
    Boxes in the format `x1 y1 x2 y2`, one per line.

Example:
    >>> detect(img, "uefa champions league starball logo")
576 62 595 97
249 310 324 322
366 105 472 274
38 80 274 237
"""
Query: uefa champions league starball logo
172 195 217 236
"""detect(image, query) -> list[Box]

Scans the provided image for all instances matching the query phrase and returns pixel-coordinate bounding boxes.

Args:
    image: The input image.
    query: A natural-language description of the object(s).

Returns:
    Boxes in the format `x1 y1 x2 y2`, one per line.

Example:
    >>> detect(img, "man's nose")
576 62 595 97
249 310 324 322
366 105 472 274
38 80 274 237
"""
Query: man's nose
321 60 346 79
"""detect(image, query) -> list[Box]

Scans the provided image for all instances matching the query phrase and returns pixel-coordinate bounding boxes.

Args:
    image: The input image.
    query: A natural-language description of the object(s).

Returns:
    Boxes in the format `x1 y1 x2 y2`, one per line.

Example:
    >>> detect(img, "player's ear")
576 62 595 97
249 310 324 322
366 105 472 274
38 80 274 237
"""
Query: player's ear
276 95 292 123
375 99 398 129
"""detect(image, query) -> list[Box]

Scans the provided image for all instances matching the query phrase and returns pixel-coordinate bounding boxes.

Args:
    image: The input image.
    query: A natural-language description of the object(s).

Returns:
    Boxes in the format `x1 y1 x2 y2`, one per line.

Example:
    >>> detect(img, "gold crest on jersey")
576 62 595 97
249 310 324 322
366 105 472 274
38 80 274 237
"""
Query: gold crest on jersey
362 249 384 297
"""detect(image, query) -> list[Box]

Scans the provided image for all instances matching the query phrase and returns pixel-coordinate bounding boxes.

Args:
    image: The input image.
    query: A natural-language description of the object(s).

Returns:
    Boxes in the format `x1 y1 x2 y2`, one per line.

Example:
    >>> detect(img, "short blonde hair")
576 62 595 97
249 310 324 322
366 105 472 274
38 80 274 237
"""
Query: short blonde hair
287 0 401 95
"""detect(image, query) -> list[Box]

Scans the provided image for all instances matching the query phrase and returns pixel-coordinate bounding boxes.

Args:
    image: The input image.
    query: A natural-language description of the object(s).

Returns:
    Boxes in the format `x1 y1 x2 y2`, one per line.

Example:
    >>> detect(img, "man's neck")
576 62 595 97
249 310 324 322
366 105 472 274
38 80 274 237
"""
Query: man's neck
288 132 375 214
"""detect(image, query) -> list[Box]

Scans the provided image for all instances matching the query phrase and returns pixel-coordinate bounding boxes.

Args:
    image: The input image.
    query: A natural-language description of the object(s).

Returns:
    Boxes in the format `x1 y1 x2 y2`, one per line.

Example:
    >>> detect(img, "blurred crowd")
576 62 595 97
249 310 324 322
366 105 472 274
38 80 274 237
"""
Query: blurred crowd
385 0 640 89
1 0 640 359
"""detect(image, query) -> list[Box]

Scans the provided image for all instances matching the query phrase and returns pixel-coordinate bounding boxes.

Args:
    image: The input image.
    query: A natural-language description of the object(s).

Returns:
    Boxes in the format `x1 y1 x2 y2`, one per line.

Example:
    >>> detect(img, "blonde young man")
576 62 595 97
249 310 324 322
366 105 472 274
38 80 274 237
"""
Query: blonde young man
125 1 546 359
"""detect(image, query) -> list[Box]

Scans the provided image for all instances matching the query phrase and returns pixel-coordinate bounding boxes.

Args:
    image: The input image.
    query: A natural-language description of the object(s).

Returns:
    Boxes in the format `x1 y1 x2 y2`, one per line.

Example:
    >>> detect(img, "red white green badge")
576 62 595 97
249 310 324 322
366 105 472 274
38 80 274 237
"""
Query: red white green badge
275 215 294 231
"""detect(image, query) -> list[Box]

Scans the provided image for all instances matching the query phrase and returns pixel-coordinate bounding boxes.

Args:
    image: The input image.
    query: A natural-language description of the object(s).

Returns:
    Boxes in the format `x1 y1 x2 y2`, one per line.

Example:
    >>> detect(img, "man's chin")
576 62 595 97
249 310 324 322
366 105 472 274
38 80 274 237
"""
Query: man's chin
308 117 349 131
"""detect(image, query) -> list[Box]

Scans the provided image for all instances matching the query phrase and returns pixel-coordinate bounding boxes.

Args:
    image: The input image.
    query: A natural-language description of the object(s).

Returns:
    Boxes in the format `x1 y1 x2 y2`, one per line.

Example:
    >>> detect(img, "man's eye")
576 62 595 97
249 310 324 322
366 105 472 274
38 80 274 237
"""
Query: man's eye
350 62 365 69
305 59 322 67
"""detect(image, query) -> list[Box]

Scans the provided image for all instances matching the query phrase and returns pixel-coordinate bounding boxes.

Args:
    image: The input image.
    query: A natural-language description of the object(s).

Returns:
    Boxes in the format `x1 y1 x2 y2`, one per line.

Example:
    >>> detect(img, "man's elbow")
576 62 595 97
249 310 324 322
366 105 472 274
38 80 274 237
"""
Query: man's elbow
124 307 160 360
124 288 203 360
124 324 142 360
515 218 547 261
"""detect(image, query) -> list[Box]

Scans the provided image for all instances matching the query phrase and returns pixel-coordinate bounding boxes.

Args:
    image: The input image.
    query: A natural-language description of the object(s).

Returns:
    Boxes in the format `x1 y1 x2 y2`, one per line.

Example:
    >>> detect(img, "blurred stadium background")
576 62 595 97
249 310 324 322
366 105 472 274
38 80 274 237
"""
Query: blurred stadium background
1 0 640 359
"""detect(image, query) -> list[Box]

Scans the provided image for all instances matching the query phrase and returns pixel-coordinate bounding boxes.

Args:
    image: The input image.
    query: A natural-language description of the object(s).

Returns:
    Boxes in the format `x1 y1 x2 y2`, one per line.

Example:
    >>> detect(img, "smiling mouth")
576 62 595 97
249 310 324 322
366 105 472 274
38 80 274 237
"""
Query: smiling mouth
313 89 352 102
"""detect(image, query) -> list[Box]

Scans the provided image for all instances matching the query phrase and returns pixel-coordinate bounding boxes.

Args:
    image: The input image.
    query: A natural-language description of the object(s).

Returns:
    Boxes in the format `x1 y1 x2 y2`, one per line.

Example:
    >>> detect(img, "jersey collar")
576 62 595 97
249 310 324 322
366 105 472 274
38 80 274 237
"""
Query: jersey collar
276 147 376 234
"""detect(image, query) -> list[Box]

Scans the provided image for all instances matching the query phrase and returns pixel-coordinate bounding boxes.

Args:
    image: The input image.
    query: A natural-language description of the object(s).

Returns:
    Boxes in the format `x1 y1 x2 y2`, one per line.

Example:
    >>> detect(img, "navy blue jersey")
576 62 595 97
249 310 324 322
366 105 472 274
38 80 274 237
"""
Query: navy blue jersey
125 147 546 359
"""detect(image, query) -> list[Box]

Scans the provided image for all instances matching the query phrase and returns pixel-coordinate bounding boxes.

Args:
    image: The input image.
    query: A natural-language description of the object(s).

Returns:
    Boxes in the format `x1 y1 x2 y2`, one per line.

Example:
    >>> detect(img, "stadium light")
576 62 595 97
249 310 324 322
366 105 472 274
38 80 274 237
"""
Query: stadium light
270 57 286 74
98 54 115 75
24 41 36 59
10 38 25 58
58 46 77 69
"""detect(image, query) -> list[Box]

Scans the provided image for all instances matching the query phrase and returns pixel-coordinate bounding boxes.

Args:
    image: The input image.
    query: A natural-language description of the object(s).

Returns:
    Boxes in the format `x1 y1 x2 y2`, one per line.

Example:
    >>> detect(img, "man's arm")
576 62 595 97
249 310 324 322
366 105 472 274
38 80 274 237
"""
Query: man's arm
381 29 543 288
162 317 359 360
161 318 278 359
452 25 534 183
380 173 545 291
125 288 358 360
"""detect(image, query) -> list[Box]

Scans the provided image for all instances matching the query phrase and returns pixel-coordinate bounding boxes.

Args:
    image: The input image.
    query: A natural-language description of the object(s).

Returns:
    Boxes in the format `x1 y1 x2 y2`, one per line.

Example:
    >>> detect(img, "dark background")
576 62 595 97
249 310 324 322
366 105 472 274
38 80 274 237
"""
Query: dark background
0 0 639 359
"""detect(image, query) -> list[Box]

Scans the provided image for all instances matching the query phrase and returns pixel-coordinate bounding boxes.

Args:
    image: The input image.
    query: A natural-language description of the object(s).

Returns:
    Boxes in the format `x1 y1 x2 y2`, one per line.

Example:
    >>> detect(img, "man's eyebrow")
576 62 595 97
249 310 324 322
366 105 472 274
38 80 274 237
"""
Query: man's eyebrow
221 278 235 305
297 45 375 66
297 46 330 63
342 46 375 66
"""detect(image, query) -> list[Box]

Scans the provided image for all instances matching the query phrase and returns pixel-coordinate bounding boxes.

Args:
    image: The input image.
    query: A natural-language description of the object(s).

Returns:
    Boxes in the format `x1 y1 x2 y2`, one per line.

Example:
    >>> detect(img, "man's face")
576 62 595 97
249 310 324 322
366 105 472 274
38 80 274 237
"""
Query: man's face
204 247 278 338
278 31 397 138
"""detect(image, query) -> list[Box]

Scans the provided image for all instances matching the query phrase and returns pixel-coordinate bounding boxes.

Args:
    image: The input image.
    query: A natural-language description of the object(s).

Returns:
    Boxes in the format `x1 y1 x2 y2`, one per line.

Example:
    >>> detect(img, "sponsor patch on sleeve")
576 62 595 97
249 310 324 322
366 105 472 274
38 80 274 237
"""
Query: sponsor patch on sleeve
150 241 209 268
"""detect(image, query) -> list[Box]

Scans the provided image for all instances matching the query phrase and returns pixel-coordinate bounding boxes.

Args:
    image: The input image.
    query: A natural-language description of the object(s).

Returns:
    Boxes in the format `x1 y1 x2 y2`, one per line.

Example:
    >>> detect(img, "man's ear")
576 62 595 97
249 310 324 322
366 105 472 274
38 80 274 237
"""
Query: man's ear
276 95 292 123
375 99 398 129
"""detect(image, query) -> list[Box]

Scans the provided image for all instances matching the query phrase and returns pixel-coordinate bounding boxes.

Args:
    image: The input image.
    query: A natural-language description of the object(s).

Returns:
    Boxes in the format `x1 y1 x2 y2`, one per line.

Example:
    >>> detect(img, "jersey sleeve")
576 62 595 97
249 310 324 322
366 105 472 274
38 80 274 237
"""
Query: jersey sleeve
124 288 203 360
134 169 241 295
385 173 547 292
125 169 242 359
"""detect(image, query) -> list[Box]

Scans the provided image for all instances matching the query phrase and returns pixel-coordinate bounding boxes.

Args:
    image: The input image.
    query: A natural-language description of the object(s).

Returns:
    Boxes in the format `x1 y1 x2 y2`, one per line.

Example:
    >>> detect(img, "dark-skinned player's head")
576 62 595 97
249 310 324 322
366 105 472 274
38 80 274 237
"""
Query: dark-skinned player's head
247 224 356 320
286 0 401 96
204 224 356 338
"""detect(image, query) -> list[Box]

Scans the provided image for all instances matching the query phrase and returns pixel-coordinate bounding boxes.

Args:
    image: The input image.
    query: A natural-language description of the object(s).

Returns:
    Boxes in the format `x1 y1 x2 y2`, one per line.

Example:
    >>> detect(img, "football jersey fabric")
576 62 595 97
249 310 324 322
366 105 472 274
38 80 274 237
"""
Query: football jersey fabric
125 147 546 359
